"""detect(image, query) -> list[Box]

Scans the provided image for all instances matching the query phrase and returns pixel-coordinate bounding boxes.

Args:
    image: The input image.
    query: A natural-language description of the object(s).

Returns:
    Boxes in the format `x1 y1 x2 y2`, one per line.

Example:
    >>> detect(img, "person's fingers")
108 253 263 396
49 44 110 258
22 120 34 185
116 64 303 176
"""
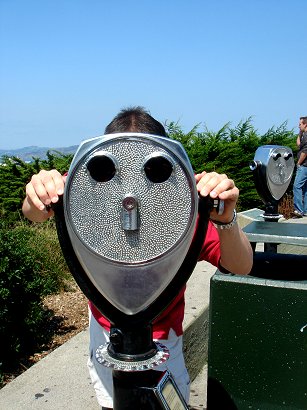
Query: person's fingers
194 171 207 183
218 185 239 202
25 181 47 211
196 172 229 198
26 169 64 210
49 169 65 195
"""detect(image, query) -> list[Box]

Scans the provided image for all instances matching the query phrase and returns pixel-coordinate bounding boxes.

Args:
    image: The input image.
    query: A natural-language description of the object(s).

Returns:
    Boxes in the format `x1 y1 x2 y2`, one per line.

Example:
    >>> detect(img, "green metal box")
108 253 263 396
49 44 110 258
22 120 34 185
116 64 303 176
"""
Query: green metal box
207 253 307 410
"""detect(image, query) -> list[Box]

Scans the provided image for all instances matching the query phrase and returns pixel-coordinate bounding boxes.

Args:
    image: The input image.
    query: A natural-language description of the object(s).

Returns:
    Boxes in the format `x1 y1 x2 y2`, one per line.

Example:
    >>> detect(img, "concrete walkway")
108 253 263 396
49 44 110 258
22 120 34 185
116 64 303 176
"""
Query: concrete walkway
0 260 215 410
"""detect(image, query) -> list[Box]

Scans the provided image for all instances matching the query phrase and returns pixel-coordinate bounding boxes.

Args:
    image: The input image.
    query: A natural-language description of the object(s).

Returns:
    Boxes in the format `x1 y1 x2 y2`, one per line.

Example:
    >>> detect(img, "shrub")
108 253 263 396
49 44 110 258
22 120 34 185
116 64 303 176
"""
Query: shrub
0 221 71 377
0 152 73 224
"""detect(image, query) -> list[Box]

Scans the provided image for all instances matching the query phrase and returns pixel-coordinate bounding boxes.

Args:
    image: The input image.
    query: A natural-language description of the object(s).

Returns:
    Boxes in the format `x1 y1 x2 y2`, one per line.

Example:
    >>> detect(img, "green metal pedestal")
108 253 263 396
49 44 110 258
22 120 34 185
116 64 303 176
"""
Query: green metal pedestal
207 253 307 410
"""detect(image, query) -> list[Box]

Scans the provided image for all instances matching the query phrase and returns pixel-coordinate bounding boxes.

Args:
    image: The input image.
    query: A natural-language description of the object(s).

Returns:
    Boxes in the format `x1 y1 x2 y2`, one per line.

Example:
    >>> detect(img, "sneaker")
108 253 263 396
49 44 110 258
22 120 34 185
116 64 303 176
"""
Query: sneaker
292 210 303 218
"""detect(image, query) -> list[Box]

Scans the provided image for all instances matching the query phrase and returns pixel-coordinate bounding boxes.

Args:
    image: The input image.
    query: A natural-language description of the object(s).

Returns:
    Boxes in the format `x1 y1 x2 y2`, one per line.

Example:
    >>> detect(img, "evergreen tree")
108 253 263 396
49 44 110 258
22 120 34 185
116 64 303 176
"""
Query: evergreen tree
0 152 73 224
166 119 296 211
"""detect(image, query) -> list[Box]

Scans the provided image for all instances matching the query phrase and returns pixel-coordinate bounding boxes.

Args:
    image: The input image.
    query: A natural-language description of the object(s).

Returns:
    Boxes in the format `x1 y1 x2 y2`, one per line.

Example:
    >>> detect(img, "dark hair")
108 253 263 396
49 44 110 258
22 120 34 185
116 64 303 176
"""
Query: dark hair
105 106 167 137
300 116 307 125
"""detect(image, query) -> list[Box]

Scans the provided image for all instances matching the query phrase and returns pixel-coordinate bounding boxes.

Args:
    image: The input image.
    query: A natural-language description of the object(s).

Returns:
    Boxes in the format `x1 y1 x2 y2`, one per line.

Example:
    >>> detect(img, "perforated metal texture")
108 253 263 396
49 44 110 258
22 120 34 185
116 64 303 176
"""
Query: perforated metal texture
267 147 294 186
66 138 193 263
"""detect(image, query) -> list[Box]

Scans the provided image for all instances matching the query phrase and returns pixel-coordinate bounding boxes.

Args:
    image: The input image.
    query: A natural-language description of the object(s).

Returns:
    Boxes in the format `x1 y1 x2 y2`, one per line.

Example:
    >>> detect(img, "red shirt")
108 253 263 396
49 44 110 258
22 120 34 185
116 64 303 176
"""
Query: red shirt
89 221 221 339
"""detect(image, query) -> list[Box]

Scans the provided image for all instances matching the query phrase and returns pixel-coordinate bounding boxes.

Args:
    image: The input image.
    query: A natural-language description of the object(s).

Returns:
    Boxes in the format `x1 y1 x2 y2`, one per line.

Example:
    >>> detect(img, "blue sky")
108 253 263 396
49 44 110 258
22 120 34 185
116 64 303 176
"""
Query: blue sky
0 0 306 149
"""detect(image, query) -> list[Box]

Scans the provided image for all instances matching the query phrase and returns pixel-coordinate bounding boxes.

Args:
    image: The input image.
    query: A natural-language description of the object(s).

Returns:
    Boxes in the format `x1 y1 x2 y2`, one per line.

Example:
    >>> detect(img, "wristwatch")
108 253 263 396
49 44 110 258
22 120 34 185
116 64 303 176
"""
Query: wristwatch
211 210 237 230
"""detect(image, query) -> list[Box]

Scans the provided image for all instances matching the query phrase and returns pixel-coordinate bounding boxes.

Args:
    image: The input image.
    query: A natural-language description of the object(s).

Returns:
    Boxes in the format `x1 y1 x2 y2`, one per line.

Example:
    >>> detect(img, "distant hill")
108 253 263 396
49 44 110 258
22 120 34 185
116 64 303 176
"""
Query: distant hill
0 145 78 162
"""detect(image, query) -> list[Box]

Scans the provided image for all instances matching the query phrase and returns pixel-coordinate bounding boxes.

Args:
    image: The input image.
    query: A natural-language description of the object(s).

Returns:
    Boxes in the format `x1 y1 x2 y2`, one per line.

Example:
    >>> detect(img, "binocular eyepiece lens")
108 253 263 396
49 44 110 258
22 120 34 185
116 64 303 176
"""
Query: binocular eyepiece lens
87 154 117 182
144 155 173 183
87 152 174 183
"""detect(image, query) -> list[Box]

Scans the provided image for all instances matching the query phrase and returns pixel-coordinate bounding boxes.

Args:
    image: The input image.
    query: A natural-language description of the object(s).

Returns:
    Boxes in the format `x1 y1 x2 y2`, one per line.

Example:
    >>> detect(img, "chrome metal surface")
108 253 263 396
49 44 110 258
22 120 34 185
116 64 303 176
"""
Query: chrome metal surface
95 342 170 371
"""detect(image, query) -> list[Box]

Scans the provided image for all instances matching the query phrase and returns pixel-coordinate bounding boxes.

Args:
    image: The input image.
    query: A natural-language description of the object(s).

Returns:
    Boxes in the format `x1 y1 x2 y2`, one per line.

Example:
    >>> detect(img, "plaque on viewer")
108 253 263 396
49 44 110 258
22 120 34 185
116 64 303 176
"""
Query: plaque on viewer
156 371 188 410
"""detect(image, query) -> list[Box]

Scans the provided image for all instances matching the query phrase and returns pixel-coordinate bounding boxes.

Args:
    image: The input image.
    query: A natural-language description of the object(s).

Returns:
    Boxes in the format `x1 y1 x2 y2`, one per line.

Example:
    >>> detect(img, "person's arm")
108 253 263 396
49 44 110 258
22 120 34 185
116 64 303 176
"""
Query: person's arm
195 171 253 275
22 169 66 222
297 133 307 166
297 152 307 166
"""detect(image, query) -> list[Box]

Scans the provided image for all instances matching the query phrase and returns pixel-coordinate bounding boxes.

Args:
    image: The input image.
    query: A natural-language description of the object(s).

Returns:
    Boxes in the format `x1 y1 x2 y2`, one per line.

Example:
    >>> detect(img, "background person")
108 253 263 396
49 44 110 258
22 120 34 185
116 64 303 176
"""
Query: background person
22 107 253 409
293 116 307 218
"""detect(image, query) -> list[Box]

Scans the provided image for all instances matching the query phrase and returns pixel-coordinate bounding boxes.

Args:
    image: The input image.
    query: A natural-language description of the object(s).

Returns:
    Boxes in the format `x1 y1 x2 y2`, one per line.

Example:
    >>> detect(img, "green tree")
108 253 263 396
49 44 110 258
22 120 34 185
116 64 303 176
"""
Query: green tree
166 118 296 211
0 152 73 224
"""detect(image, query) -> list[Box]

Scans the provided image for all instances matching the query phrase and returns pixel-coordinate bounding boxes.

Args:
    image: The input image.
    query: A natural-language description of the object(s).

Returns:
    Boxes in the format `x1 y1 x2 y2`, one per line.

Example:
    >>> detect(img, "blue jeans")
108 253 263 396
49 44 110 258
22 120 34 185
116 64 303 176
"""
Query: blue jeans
293 165 307 214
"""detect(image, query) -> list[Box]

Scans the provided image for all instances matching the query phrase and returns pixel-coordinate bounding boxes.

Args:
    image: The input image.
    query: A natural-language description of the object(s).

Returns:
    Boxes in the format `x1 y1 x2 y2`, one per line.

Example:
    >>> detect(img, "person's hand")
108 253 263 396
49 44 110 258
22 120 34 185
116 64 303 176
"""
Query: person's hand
23 170 66 221
195 171 238 223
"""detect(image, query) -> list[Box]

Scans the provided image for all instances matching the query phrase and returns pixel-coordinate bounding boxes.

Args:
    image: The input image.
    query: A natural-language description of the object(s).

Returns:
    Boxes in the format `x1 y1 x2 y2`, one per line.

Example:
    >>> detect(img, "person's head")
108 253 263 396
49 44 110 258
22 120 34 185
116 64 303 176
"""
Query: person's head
105 106 167 137
299 116 307 133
